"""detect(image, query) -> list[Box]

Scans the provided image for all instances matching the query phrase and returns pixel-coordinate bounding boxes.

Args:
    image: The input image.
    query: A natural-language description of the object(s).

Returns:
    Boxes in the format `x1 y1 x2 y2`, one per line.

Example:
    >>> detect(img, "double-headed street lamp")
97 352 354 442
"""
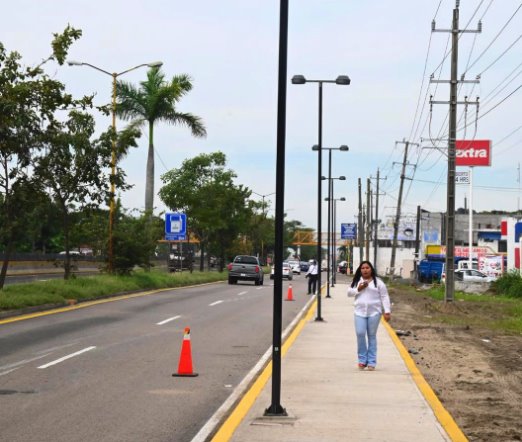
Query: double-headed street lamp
313 145 348 296
252 191 276 217
321 175 346 297
252 191 275 262
325 196 346 286
67 60 163 272
292 74 350 321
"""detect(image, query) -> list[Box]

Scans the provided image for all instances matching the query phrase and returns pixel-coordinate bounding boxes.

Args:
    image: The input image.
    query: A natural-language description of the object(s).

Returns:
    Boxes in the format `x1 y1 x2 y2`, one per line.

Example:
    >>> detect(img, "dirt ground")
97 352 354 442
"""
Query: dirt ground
388 284 522 442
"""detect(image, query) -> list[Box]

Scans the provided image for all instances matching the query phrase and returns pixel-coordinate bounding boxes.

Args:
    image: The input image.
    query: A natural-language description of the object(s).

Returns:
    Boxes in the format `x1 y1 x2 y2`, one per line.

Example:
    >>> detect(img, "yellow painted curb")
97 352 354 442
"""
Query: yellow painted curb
382 319 468 442
211 298 317 442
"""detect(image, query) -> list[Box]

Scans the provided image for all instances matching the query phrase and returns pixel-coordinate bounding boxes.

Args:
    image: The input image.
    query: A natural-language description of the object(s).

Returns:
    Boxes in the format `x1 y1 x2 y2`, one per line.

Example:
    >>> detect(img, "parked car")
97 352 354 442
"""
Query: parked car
442 269 496 284
288 260 301 275
270 261 293 280
299 261 310 272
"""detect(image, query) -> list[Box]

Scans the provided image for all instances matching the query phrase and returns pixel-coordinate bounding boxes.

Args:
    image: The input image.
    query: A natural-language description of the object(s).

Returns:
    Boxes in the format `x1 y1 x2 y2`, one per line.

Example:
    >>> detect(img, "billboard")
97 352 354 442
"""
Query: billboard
455 139 491 167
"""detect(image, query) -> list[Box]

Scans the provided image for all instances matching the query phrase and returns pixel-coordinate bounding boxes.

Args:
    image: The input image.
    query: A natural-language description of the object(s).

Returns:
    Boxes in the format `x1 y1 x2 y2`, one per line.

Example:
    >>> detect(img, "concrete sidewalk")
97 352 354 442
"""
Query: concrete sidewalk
214 282 466 442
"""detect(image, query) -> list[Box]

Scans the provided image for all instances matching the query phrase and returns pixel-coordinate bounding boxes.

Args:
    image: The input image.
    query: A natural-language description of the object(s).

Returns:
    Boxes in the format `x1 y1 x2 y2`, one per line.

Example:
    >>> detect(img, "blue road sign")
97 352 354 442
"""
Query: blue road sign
165 213 187 241
341 223 357 240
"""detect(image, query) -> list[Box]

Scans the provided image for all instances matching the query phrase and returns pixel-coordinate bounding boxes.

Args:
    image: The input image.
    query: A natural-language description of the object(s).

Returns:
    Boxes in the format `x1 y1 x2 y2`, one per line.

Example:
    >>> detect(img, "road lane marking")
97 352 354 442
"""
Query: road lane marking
0 368 20 377
209 300 224 306
157 315 181 325
237 291 247 296
37 346 96 369
0 353 52 372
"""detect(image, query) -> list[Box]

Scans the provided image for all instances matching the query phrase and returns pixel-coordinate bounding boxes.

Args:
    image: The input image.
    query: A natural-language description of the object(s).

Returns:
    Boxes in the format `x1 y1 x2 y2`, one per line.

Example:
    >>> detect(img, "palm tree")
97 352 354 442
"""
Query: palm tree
116 67 207 213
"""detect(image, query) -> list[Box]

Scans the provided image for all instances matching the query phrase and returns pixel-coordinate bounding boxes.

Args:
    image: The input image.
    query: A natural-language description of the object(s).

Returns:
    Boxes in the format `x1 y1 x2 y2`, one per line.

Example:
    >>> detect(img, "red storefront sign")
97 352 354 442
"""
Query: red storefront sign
455 139 491 166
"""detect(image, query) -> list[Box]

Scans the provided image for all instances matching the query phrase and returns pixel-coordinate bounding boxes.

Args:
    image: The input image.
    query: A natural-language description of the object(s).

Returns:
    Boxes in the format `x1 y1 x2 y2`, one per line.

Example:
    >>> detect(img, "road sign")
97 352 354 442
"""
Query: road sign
165 213 187 241
455 171 470 184
341 223 357 240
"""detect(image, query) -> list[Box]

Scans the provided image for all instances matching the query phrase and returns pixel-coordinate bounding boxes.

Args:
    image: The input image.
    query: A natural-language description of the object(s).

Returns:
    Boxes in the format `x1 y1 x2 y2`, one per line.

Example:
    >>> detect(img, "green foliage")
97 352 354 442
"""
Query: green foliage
112 211 164 274
159 152 253 263
491 270 522 298
0 270 227 311
116 66 207 212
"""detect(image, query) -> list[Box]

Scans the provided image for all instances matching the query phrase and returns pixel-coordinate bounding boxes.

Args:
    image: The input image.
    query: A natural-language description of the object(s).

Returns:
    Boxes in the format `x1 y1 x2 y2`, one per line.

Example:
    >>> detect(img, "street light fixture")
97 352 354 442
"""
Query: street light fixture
292 74 350 321
67 60 163 272
321 175 346 297
313 145 349 297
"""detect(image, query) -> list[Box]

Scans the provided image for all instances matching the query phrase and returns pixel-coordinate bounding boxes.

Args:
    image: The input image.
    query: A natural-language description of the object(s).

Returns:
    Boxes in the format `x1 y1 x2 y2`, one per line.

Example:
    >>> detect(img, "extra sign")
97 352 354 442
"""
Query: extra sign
455 139 491 167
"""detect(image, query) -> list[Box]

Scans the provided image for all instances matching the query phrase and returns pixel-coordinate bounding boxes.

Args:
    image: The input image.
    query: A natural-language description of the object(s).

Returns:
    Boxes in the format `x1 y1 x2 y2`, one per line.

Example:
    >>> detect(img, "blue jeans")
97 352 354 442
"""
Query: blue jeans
354 314 381 367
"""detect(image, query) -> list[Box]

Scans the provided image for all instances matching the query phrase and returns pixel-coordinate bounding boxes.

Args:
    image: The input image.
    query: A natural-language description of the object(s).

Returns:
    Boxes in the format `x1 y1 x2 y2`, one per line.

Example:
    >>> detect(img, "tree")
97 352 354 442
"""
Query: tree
35 110 140 279
0 26 86 289
116 67 207 213
158 152 252 270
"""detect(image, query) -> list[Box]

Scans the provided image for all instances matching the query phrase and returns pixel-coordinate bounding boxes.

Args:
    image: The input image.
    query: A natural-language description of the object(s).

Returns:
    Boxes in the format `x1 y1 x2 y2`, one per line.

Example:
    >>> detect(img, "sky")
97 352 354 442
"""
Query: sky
2 0 522 232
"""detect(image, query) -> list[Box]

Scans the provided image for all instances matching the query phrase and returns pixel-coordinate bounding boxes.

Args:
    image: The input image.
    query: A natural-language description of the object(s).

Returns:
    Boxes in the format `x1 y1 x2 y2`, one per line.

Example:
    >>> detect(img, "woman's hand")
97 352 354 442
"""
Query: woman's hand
383 312 391 322
358 280 369 292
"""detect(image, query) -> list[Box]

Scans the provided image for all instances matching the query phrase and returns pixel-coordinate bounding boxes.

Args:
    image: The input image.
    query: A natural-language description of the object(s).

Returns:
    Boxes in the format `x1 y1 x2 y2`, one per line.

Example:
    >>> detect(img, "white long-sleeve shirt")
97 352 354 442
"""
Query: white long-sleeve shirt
347 277 391 317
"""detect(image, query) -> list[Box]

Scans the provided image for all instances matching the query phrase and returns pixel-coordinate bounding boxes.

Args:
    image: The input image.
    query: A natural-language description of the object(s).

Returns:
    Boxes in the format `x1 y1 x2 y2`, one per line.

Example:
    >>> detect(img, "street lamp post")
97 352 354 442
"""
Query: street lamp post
292 74 350 320
67 60 163 272
330 197 346 286
313 145 348 298
321 175 346 296
252 191 275 262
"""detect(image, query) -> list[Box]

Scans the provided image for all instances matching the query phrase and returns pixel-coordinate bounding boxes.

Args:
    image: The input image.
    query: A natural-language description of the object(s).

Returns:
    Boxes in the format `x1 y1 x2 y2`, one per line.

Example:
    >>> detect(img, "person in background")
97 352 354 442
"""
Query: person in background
305 259 319 295
347 260 391 371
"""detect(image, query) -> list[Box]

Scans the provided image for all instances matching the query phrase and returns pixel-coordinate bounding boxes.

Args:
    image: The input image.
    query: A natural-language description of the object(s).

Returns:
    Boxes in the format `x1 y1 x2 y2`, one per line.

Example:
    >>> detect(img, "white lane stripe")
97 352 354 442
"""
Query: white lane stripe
37 346 96 369
0 353 52 371
209 300 224 306
237 291 247 296
0 368 20 377
157 315 181 325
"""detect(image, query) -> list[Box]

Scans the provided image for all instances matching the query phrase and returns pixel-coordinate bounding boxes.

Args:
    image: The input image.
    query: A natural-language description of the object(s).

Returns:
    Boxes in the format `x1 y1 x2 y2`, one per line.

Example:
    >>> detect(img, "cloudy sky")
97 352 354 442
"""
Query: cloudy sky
2 0 521 231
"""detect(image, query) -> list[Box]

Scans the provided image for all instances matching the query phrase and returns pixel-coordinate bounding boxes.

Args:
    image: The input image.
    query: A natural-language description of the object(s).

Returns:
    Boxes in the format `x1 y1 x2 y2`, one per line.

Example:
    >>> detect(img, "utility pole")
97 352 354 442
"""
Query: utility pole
390 140 417 276
366 178 371 261
431 1 481 302
358 178 364 264
371 169 386 273
414 205 421 279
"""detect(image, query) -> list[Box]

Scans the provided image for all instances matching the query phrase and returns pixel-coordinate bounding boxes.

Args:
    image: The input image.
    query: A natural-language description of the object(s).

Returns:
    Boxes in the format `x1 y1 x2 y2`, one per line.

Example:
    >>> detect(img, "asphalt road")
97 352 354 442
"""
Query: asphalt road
0 275 310 442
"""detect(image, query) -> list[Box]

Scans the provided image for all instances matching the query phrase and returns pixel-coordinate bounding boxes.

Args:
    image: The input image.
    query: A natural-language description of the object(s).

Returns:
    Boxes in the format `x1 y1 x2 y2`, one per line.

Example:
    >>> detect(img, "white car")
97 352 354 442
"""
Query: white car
442 269 496 284
270 261 293 280
287 260 301 275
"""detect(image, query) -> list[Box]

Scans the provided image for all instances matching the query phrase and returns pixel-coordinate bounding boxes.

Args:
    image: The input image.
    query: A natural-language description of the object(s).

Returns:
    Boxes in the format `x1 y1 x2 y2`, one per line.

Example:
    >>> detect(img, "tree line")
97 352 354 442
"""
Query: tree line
0 27 313 289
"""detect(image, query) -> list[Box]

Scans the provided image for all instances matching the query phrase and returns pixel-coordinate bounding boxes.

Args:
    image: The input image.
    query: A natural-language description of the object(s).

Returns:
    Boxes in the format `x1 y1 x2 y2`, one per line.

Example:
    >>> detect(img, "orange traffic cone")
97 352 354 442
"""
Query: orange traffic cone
285 284 295 301
173 327 199 377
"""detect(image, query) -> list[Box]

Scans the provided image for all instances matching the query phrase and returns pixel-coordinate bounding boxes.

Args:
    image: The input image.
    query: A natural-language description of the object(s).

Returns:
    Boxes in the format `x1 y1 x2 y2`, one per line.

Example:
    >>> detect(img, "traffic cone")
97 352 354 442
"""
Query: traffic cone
173 327 199 377
285 283 295 301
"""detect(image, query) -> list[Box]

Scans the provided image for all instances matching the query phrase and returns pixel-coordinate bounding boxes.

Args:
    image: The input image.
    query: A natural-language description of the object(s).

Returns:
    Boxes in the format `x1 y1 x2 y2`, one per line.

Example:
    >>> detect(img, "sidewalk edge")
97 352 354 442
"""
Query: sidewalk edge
382 319 468 442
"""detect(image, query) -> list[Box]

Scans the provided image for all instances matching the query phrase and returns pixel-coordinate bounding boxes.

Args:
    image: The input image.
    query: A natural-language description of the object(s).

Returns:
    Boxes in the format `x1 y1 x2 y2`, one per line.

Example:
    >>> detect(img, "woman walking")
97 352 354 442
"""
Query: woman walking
347 261 391 371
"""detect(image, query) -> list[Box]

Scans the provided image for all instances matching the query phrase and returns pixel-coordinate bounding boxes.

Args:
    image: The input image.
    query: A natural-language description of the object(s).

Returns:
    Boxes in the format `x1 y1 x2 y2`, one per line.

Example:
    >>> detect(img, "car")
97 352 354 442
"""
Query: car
287 260 301 275
299 261 310 272
270 261 293 280
59 250 82 256
337 261 348 274
442 269 496 284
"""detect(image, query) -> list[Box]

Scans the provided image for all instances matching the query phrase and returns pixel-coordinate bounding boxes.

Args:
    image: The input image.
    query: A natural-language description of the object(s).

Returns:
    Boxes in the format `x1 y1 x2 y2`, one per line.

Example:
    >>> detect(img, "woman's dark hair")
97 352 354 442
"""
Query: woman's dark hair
350 260 377 288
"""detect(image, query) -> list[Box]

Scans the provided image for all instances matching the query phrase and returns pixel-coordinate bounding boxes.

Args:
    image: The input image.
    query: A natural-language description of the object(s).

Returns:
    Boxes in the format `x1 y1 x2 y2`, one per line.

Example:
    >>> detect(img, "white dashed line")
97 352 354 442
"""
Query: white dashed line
37 346 96 369
157 315 181 325
209 300 224 306
237 291 247 296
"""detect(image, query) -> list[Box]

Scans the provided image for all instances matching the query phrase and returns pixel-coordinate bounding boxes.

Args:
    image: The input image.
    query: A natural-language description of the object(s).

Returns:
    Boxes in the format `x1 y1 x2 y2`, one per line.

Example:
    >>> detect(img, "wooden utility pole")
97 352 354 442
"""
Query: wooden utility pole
358 178 364 264
366 178 371 261
431 2 481 301
390 140 416 276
